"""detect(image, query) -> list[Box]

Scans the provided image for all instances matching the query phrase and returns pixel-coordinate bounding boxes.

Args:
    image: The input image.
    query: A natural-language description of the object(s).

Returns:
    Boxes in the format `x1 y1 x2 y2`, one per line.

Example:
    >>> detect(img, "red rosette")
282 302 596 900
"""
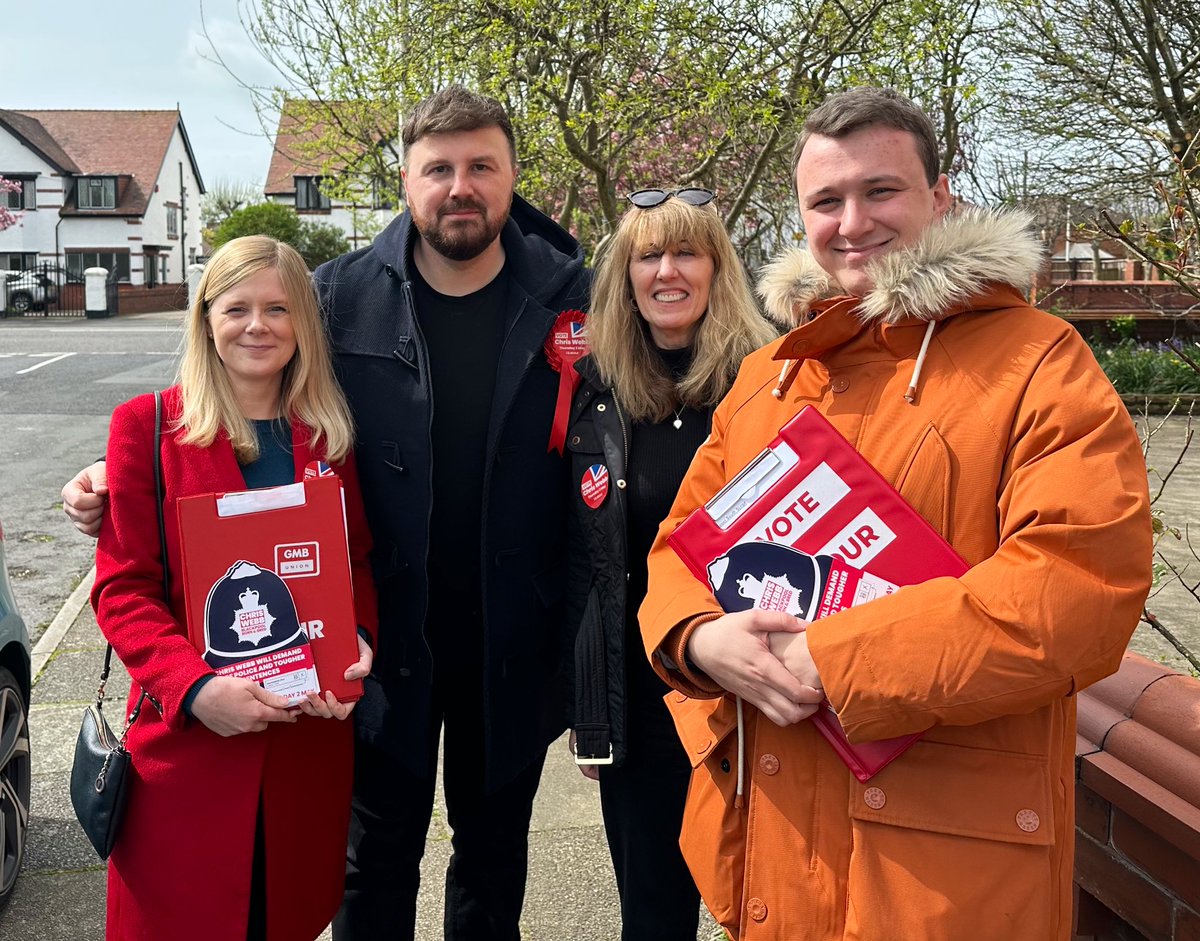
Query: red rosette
544 308 589 454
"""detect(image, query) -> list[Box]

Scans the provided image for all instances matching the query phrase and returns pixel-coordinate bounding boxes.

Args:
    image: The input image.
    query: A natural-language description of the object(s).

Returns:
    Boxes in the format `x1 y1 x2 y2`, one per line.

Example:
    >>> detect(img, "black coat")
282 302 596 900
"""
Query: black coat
565 355 717 767
564 356 632 766
314 194 591 791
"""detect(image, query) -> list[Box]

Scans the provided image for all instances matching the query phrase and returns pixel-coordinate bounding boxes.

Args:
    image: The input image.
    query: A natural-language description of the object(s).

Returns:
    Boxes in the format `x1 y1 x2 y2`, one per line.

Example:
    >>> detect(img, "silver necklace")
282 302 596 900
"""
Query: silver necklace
672 407 684 430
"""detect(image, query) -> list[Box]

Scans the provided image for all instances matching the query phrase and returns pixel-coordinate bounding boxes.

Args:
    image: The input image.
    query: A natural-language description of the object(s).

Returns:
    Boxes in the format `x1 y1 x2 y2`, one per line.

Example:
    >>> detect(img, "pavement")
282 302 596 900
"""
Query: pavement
2 565 722 941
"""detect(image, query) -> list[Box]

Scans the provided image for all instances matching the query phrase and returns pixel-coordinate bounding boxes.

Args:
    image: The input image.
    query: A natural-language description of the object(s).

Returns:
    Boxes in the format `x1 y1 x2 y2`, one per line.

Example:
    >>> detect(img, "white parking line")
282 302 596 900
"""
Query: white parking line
15 351 77 374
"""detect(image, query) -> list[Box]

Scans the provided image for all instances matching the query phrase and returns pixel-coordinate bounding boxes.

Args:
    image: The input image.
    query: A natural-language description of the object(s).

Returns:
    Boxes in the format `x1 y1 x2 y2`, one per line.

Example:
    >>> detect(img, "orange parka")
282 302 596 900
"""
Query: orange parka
639 210 1152 941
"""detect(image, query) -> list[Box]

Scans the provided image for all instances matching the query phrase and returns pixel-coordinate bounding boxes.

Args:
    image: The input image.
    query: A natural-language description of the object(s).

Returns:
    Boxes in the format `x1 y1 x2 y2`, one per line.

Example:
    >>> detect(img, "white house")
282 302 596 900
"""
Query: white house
264 100 396 249
0 108 204 292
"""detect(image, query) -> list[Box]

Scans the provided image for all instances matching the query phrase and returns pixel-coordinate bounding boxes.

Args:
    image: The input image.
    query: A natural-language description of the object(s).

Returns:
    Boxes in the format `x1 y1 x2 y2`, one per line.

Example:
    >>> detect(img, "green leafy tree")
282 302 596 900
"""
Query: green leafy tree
984 0 1198 200
200 178 263 241
214 0 911 253
210 201 350 268
297 219 351 267
211 201 303 251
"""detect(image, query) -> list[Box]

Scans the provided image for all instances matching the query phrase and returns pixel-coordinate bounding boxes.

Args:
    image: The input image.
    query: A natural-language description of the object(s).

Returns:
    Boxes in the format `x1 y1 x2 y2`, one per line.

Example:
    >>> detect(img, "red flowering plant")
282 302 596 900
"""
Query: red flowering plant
0 176 22 232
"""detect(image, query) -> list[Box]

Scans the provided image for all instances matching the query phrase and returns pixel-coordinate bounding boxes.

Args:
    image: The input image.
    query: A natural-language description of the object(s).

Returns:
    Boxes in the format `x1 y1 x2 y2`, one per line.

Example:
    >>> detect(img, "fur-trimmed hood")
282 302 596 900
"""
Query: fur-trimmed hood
757 208 1044 326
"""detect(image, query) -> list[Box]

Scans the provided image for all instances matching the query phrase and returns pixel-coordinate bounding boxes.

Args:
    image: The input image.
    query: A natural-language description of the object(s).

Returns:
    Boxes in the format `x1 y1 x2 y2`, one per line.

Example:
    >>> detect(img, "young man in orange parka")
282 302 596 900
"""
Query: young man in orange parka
640 86 1152 941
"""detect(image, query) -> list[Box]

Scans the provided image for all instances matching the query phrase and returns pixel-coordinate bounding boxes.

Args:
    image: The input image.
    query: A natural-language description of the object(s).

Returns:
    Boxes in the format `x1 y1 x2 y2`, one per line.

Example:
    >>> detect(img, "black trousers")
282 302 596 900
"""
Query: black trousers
598 666 701 941
332 685 547 941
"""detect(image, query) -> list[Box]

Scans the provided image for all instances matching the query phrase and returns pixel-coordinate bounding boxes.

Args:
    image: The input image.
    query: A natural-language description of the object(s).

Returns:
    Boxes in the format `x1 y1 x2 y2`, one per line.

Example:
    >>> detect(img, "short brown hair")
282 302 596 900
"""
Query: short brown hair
401 85 516 164
792 87 940 184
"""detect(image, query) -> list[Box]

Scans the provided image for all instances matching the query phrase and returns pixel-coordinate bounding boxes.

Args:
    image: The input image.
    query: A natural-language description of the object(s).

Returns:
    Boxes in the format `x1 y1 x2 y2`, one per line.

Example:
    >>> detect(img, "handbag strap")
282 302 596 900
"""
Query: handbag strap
96 390 167 725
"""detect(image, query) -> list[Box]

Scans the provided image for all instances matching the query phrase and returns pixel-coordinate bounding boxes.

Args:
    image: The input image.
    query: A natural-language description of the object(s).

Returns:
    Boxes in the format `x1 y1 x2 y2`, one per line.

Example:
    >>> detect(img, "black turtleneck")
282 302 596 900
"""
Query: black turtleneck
624 346 709 696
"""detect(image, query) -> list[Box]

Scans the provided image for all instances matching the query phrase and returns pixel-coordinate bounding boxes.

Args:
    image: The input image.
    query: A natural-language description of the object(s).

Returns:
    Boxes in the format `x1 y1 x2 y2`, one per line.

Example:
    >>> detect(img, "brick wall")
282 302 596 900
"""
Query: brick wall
1073 653 1200 940
116 282 188 315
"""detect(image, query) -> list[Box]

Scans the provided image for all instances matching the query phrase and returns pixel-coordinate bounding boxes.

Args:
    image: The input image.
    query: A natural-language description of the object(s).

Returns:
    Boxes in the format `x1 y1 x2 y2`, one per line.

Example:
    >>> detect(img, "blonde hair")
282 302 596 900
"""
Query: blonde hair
588 198 778 422
178 236 355 463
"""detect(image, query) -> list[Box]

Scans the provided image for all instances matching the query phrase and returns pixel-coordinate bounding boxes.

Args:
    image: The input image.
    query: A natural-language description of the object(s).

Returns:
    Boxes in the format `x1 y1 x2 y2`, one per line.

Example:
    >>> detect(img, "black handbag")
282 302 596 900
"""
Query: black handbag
70 662 147 859
70 390 166 859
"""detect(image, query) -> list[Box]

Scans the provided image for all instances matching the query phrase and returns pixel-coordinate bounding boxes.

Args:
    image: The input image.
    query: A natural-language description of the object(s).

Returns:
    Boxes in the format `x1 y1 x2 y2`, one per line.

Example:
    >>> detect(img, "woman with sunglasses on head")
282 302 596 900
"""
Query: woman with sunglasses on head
565 188 778 939
92 235 377 941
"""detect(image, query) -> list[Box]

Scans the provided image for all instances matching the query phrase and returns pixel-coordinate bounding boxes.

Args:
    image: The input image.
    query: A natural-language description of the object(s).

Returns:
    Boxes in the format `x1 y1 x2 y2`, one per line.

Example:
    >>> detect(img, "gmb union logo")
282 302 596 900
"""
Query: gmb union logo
275 541 320 578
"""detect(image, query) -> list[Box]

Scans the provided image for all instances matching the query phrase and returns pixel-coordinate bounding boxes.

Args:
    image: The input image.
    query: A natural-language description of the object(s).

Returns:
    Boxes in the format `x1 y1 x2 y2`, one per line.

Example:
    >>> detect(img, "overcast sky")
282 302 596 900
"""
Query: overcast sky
5 0 279 192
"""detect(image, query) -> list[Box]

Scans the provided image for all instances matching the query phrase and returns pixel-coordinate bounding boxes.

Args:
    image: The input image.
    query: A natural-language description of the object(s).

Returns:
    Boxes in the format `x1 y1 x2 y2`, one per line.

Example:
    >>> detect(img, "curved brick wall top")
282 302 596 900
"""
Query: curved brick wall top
1077 652 1200 859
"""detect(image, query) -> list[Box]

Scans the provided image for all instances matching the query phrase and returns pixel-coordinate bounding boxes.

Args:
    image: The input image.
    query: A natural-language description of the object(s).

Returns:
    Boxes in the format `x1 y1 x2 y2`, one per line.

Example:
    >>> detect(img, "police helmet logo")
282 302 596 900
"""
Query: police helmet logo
203 560 308 668
708 542 835 622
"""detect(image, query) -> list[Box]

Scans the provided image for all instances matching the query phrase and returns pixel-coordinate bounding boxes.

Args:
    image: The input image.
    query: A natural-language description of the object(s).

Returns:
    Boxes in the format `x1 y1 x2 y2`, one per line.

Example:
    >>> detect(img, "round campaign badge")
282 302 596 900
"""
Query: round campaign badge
581 464 610 509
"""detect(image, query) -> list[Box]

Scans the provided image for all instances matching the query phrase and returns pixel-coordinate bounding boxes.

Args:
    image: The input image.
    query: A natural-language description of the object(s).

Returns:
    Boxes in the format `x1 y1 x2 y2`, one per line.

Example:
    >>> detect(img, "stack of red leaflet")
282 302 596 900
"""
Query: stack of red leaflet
176 474 363 705
668 406 968 781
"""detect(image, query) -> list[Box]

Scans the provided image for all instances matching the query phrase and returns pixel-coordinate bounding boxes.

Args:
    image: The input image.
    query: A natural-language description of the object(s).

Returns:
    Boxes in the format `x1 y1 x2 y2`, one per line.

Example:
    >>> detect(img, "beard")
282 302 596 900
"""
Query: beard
412 194 511 262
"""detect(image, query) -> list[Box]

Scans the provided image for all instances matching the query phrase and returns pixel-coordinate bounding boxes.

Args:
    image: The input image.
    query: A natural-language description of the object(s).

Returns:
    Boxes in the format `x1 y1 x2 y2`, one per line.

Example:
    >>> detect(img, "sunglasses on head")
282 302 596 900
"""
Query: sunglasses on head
625 187 716 209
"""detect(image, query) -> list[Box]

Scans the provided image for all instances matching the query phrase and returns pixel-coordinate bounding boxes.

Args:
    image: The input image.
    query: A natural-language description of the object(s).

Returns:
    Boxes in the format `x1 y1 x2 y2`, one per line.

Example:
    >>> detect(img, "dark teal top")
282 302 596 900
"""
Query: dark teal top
240 418 294 489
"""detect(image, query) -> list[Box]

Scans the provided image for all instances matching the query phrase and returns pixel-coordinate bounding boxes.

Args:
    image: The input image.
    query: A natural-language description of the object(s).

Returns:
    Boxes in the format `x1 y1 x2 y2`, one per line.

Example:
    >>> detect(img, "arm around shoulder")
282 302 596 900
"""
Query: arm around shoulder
91 398 212 729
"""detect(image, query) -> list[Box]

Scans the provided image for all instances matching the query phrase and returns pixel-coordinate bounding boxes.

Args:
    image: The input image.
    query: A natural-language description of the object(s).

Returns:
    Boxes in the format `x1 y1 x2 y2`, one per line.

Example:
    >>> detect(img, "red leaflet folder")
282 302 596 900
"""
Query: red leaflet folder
668 406 968 781
177 474 363 704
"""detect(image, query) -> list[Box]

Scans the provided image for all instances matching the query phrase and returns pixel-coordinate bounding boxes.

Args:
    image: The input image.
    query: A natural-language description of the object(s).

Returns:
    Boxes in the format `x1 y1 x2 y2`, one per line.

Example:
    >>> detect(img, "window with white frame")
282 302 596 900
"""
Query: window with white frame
0 252 38 271
166 204 179 238
2 176 36 210
295 176 331 211
66 249 130 282
77 177 117 210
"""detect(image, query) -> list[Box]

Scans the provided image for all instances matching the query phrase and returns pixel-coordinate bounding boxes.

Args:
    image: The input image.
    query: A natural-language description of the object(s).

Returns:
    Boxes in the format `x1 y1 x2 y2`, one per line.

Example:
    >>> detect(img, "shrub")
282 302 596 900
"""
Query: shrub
211 202 302 251
1091 338 1200 394
209 204 350 270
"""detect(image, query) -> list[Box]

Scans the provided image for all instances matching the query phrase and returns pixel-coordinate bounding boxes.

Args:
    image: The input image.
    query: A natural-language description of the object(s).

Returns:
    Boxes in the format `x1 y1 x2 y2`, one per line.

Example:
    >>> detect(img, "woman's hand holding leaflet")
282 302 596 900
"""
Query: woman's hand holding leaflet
191 675 297 736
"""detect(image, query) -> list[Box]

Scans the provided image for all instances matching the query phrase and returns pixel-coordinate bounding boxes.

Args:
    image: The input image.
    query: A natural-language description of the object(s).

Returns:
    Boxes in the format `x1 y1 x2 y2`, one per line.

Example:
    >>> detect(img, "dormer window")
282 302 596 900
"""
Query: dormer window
77 176 117 210
2 176 36 211
295 176 331 211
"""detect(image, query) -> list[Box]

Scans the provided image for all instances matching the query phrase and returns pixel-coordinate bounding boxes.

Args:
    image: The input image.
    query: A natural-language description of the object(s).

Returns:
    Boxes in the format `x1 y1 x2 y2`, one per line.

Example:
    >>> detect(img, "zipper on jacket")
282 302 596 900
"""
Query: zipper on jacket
613 396 630 477
401 279 437 669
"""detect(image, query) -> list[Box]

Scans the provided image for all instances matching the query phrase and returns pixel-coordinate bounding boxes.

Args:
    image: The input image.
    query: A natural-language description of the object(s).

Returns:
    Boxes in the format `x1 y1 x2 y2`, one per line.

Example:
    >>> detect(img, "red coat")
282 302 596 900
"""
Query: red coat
92 386 378 941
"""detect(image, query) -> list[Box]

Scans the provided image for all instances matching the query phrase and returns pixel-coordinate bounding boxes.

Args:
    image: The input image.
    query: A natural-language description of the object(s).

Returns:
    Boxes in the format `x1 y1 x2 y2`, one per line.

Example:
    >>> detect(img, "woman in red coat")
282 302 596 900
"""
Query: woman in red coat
91 235 379 941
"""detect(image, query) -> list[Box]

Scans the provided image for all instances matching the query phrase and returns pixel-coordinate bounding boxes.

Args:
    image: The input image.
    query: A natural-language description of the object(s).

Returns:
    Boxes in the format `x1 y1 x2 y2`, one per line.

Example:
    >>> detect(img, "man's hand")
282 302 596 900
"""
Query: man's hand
687 609 824 727
767 629 824 692
191 676 298 736
62 460 108 538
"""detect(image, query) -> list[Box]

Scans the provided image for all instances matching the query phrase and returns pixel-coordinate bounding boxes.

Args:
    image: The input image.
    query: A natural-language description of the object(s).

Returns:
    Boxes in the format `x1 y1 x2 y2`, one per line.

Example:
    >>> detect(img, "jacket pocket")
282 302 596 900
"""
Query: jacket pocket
667 694 745 934
844 739 1056 941
893 422 952 538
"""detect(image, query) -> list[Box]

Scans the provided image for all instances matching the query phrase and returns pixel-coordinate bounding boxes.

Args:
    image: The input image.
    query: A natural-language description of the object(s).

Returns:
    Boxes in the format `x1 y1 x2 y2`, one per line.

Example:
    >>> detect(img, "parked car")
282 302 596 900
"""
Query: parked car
0 516 31 911
3 269 58 314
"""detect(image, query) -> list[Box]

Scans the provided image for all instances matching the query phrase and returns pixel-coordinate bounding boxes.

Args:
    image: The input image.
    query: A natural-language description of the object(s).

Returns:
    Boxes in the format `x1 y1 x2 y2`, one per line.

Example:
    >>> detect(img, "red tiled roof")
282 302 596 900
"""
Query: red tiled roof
0 109 80 173
7 110 200 215
265 99 395 196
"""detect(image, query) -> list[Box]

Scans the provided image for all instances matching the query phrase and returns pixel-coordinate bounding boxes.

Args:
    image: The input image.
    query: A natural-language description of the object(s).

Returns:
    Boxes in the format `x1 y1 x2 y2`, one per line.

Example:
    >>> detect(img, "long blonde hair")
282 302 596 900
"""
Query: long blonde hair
587 197 778 422
177 236 354 463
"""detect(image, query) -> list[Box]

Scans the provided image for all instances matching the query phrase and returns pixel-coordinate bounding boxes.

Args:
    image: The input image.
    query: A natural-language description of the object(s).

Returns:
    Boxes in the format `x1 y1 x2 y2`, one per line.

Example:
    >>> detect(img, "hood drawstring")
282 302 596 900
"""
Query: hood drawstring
772 359 803 400
734 696 746 809
778 319 938 405
904 320 937 404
